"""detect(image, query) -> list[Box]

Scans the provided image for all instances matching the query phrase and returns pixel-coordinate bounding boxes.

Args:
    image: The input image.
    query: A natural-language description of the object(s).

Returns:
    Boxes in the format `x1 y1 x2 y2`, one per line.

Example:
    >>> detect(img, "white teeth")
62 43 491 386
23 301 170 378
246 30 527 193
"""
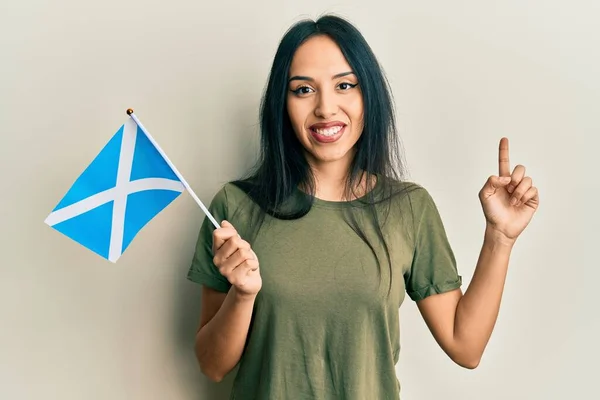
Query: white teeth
314 126 343 136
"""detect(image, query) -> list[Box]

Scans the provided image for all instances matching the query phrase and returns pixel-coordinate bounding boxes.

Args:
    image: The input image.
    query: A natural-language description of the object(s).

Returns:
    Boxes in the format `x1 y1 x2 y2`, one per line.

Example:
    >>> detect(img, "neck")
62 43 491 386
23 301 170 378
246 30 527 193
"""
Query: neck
312 168 349 201
303 156 372 202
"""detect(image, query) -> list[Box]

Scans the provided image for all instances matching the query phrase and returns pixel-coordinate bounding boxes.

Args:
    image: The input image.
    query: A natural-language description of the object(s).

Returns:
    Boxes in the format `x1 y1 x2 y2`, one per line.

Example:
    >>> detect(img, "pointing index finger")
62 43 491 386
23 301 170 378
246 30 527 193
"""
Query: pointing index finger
498 137 510 177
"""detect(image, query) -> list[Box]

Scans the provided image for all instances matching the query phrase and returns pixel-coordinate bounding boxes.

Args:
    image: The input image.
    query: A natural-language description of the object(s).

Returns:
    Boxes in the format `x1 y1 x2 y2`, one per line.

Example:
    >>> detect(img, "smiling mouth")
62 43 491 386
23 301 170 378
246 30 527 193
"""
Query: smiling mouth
308 124 346 143
311 126 343 137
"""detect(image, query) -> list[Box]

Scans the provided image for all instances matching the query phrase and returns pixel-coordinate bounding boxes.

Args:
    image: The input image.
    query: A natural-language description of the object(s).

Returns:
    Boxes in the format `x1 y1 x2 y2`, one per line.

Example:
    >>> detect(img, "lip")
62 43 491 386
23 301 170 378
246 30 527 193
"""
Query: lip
308 122 346 144
309 121 346 130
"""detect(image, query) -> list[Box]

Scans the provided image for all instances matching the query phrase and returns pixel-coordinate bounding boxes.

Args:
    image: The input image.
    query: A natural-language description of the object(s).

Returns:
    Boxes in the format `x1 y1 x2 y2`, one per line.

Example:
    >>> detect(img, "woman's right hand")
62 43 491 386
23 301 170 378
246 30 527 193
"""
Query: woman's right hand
212 220 262 298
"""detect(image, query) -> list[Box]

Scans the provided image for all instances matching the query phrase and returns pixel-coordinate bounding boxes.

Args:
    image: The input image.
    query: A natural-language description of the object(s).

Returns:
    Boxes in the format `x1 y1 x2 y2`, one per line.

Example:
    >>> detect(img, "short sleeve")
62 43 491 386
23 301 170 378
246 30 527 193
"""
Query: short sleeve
186 185 232 293
404 187 462 301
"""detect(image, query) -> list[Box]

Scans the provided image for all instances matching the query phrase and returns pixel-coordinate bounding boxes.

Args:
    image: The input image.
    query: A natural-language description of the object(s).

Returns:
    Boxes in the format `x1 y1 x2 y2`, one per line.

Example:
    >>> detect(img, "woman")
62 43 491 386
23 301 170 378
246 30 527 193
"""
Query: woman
187 14 539 400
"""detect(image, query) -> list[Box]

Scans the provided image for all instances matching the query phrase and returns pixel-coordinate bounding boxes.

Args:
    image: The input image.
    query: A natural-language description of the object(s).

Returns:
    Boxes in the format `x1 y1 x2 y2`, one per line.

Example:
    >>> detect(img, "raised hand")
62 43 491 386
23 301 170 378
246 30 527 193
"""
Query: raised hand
212 220 262 297
478 137 540 241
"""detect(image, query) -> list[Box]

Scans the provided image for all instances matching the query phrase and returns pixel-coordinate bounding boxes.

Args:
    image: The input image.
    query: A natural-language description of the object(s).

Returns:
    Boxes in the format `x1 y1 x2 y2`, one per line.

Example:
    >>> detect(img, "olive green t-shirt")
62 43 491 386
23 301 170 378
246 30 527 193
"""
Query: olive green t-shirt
187 180 462 400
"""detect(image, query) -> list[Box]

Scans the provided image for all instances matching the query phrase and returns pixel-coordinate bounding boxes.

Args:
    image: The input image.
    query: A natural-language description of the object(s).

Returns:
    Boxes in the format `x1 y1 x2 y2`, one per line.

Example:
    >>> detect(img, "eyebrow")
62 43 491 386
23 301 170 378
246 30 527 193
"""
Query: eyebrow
288 71 355 82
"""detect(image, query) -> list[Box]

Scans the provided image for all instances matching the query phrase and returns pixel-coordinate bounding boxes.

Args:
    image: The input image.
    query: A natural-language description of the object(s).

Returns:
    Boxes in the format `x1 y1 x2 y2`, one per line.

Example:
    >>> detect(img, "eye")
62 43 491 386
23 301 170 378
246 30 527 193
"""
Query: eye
338 82 358 91
291 85 314 96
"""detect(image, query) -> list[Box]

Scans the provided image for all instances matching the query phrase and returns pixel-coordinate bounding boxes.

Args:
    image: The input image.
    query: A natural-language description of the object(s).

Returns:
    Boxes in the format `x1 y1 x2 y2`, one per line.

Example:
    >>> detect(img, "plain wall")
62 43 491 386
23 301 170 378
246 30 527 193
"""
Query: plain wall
1 0 597 399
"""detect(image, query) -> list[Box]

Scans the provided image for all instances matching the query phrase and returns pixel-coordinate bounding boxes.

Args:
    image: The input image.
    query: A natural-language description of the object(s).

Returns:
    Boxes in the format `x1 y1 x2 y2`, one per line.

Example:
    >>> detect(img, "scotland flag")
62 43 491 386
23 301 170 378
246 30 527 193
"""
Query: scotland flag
45 117 185 262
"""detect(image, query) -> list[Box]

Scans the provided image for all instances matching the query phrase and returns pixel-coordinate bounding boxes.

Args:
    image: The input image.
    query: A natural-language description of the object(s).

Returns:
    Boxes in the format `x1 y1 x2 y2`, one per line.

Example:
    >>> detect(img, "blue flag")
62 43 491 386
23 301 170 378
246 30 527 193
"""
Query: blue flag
45 117 185 262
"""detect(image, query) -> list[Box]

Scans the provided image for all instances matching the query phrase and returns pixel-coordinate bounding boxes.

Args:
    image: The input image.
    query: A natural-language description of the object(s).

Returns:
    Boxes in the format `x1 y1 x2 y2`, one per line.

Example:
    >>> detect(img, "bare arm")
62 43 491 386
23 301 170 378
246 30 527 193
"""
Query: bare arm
193 220 262 382
418 137 539 369
417 226 514 369
195 286 257 382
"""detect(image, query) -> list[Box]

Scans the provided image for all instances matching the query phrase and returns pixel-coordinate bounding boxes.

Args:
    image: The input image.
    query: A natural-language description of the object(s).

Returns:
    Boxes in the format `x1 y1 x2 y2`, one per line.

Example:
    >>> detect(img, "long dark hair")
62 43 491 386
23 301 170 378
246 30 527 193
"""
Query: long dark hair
231 14 416 294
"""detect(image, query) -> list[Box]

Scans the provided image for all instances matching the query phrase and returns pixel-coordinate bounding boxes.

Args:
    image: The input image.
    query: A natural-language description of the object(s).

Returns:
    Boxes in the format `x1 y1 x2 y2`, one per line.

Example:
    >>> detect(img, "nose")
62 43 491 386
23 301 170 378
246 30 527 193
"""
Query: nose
314 90 338 119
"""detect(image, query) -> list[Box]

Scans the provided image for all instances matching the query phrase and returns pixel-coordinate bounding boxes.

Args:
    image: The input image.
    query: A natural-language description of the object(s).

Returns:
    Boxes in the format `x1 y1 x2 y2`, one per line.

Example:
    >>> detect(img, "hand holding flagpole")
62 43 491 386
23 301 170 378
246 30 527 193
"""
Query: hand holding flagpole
126 108 220 229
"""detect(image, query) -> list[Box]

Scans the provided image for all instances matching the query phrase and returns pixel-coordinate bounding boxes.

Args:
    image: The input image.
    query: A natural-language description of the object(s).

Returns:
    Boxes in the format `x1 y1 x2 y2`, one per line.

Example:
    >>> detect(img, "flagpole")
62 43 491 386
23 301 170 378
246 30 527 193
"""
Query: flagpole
126 108 220 229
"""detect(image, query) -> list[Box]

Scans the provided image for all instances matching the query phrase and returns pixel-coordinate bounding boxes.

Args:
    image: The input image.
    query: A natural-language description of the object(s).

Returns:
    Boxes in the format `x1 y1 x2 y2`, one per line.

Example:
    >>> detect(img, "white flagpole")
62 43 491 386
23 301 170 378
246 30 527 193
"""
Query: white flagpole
126 108 220 229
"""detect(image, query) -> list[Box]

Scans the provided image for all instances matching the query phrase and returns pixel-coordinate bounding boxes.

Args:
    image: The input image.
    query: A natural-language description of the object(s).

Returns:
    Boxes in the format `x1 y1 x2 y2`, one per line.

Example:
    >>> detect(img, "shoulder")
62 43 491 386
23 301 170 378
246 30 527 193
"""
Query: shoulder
381 178 445 231
380 177 436 210
404 182 438 209
207 181 253 209
207 181 261 235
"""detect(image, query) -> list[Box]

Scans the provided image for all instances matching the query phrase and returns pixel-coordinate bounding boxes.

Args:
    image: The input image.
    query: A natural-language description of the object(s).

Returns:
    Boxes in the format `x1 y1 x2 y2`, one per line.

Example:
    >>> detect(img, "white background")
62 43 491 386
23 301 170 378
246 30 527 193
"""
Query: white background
1 1 597 399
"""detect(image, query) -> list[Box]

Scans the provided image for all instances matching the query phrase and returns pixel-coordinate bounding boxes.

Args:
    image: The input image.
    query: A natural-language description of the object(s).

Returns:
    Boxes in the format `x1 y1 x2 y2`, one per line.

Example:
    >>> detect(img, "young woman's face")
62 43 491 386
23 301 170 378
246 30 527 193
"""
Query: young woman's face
286 35 364 170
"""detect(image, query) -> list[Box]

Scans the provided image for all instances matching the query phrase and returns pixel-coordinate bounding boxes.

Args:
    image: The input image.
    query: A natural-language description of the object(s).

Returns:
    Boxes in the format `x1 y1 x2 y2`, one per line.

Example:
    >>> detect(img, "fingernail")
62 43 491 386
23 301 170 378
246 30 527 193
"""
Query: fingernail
510 197 517 205
507 185 514 193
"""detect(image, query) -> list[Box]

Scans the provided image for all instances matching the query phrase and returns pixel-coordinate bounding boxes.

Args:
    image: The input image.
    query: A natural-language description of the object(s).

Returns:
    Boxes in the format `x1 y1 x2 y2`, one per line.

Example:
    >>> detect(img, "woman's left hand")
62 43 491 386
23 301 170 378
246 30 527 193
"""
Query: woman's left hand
478 137 540 242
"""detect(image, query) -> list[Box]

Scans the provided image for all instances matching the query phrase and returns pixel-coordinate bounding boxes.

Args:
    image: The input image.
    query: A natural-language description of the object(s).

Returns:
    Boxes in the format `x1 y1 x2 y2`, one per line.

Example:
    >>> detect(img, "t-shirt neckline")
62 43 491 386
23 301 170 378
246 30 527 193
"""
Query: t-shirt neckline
297 175 383 209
